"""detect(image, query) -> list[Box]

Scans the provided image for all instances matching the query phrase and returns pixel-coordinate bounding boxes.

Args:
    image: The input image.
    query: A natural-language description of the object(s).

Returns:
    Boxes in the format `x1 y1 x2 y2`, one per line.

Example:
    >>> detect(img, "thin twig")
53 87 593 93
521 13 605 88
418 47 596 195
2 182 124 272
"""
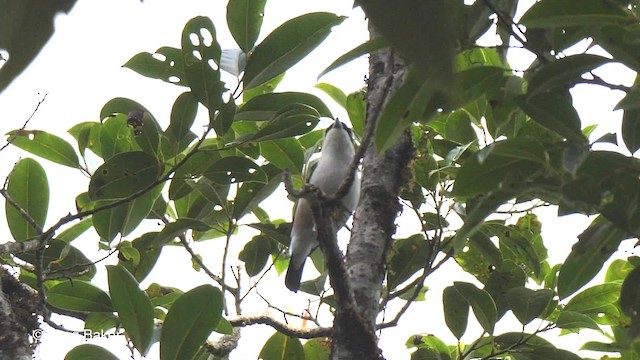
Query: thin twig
0 93 47 153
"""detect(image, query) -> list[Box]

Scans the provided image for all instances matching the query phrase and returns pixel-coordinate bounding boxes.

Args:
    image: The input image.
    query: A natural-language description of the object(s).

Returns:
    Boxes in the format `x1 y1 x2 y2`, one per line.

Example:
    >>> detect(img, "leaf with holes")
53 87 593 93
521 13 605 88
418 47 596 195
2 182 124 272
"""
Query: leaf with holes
203 156 267 184
124 47 187 86
160 285 223 360
181 16 225 113
6 130 80 168
89 151 163 201
226 0 267 52
6 158 49 241
243 12 345 89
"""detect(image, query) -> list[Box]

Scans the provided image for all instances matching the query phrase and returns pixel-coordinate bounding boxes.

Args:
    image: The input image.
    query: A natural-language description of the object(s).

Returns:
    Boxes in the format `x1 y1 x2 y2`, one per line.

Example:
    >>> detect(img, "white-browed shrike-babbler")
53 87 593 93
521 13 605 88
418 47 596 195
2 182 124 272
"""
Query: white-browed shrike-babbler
285 118 360 292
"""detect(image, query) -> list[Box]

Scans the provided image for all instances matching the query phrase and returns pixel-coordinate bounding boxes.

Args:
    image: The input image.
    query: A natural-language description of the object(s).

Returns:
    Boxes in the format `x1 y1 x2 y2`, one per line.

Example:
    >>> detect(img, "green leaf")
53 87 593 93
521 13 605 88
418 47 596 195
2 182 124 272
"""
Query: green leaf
260 138 304 174
243 12 346 89
56 217 93 243
375 70 437 153
526 54 611 97
107 265 154 355
453 281 497 333
315 82 347 108
516 90 584 142
203 155 268 184
520 0 629 28
48 281 114 313
443 286 469 339
387 234 430 289
506 287 553 325
580 341 624 353
213 98 236 137
181 16 225 113
64 344 120 360
605 259 635 283
68 121 97 157
595 25 640 73
558 217 627 299
119 232 163 282
233 165 282 219
6 130 80 168
556 310 601 332
123 47 187 86
18 239 96 280
5 158 49 241
98 114 137 160
318 38 387 79
407 334 451 359
259 332 305 360
88 151 163 201
236 91 332 121
167 92 198 141
565 283 622 314
239 235 271 276
622 107 640 154
160 285 223 360
248 103 320 143
303 338 331 360
346 90 366 139
242 72 285 102
226 0 267 52
619 265 640 317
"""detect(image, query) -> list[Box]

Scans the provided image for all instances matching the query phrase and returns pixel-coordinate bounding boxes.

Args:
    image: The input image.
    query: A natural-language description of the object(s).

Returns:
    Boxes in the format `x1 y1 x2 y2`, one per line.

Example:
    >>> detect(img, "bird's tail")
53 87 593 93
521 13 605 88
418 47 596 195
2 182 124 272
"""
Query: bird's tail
285 258 306 292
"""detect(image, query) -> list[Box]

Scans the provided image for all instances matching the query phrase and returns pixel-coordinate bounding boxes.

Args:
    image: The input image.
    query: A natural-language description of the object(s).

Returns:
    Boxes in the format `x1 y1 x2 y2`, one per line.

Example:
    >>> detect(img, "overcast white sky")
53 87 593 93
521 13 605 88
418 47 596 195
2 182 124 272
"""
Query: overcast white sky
1 1 638 359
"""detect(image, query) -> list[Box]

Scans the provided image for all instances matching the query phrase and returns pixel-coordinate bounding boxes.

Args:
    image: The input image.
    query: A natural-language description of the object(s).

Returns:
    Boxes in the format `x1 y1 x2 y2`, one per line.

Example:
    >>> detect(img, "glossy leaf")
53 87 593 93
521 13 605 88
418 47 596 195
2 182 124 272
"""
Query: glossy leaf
226 0 266 52
203 156 268 184
64 344 120 360
556 310 601 332
47 281 114 313
454 281 497 333
318 38 387 79
506 287 553 325
375 70 436 153
558 217 627 299
6 129 80 168
181 16 225 113
248 103 320 143
520 0 629 28
56 217 93 243
107 265 154 356
443 286 469 339
6 158 49 241
303 338 331 360
239 235 271 276
88 151 163 201
387 234 430 289
315 82 347 108
260 138 304 174
243 12 346 89
527 54 611 97
160 285 223 360
235 91 332 121
259 332 305 360
123 47 187 86
516 90 584 142
167 92 198 141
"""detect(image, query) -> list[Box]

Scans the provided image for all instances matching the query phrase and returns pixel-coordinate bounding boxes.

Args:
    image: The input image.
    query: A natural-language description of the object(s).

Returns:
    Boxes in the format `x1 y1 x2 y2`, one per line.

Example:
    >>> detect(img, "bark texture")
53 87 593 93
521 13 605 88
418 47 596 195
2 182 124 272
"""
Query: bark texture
331 33 413 359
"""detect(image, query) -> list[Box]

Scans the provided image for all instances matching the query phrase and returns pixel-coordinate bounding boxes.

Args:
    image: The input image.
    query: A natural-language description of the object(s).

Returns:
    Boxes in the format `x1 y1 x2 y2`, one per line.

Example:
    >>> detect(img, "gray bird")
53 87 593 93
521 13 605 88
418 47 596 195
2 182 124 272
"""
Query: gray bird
285 118 360 292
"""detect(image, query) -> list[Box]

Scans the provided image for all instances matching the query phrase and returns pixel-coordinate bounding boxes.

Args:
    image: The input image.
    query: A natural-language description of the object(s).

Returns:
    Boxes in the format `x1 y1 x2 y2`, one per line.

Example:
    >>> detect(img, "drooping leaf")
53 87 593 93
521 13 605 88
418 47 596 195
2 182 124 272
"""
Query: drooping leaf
239 235 271 276
259 332 305 360
558 217 627 299
260 138 304 174
516 90 584 142
243 12 346 89
247 103 320 143
443 286 469 339
622 106 640 154
6 130 80 168
47 281 114 313
453 281 497 333
315 82 347 108
160 285 223 360
620 265 640 337
167 92 198 141
88 151 163 201
226 0 267 52
64 344 119 360
5 158 49 241
506 287 553 325
526 54 611 97
107 265 154 356
556 310 601 332
387 234 430 289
